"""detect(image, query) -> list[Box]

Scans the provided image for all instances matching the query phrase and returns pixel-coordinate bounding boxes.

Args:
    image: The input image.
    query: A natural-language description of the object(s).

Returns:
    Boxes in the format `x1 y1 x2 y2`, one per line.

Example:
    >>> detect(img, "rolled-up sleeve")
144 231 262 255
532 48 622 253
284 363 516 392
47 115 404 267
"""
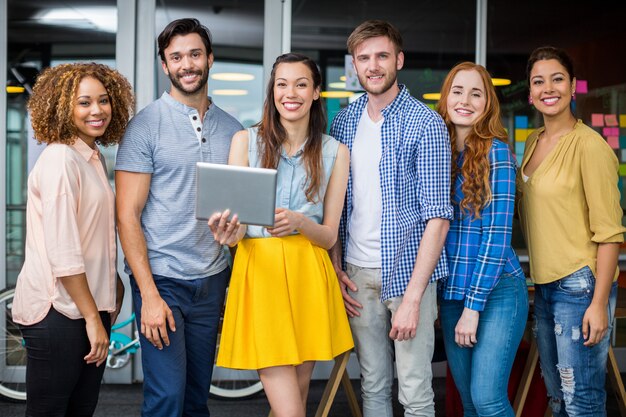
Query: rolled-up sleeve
416 117 453 221
580 137 626 244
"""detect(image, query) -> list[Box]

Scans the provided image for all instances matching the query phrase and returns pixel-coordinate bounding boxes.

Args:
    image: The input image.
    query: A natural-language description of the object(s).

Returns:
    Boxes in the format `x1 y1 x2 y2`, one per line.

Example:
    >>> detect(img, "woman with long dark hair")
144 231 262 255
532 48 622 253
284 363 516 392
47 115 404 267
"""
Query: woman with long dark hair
518 46 625 416
208 53 353 417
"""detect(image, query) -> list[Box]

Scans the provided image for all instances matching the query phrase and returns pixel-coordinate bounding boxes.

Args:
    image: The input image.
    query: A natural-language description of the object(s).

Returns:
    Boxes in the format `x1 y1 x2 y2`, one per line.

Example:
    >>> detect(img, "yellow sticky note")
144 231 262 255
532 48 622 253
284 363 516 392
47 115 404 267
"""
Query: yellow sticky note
620 115 626 128
515 129 529 142
620 164 626 176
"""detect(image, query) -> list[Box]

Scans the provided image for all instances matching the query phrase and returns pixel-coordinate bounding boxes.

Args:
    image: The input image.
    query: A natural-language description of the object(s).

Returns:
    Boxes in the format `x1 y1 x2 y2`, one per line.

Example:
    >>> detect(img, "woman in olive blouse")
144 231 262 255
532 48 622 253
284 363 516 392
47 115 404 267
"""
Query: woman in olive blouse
518 46 625 417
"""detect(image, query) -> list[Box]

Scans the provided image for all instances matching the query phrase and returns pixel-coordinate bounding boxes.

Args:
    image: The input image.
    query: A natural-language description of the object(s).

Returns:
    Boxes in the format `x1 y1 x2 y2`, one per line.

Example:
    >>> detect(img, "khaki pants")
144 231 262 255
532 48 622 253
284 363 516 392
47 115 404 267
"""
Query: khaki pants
346 263 438 417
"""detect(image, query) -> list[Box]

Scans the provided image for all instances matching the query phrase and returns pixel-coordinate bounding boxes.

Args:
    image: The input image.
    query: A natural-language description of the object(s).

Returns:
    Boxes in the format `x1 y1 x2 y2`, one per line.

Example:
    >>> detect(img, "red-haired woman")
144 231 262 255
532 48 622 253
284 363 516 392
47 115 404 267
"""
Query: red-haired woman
436 62 528 417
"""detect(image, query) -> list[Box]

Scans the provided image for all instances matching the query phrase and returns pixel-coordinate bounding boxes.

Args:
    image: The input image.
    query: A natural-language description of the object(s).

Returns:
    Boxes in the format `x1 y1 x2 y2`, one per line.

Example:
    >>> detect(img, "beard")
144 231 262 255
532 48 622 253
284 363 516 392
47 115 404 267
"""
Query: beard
357 70 397 95
168 68 209 96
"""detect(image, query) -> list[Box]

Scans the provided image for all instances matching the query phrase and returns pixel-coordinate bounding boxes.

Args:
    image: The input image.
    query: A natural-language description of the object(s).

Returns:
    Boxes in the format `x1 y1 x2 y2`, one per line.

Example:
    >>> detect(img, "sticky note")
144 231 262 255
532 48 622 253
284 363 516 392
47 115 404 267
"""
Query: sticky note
515 142 525 155
515 115 529 129
603 127 620 137
607 136 619 149
620 115 626 128
621 149 626 161
620 164 626 177
575 80 588 94
605 114 618 127
515 129 529 142
620 136 626 149
592 114 604 127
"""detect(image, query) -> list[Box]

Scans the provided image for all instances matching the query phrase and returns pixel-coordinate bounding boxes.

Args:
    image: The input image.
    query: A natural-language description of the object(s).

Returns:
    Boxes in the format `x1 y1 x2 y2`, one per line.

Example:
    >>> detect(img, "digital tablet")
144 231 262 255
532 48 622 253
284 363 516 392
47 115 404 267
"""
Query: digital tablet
195 162 277 227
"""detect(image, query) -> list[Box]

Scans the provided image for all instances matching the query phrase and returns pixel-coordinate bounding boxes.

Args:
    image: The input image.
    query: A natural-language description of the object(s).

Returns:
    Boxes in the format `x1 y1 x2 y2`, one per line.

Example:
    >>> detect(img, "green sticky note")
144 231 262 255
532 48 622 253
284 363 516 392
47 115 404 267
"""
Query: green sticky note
619 164 626 176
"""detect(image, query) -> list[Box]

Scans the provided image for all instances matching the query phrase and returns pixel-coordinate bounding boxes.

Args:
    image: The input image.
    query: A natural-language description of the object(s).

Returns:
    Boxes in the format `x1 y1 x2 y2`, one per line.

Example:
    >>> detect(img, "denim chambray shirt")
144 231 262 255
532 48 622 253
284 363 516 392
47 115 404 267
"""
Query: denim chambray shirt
246 127 339 238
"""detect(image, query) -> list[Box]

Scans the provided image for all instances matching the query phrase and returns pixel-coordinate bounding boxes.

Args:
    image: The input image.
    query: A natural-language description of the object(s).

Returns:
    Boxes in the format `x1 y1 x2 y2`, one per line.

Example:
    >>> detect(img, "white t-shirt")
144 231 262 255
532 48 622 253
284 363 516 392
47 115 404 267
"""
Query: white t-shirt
345 110 383 267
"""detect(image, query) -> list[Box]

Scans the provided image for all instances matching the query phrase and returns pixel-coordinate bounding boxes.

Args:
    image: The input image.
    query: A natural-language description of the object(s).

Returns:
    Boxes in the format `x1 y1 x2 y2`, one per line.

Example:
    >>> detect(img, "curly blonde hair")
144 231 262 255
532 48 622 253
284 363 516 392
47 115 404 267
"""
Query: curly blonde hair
27 62 134 146
436 62 508 218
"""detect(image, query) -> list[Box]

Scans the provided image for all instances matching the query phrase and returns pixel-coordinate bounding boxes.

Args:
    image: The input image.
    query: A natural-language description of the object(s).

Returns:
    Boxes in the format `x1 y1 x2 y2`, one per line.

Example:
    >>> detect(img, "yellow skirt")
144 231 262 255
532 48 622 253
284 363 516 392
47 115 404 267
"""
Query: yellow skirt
216 234 354 370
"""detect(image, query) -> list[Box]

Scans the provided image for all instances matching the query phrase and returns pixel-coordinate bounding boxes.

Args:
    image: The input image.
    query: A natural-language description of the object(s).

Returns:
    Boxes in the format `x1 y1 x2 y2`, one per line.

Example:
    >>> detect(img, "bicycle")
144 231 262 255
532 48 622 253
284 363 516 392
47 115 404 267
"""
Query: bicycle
0 286 263 402
0 287 25 401
108 309 263 400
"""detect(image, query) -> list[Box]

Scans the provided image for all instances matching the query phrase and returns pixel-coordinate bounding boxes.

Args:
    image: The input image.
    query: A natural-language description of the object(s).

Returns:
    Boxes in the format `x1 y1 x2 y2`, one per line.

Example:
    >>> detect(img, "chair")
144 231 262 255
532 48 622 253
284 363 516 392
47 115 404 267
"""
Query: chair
512 339 543 417
608 282 626 417
268 350 362 417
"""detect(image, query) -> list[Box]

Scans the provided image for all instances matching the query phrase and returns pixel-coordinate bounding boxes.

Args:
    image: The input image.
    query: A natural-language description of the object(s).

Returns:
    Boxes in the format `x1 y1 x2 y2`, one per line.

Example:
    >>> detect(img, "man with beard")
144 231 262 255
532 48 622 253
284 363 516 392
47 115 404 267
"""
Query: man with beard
329 20 452 417
115 18 242 417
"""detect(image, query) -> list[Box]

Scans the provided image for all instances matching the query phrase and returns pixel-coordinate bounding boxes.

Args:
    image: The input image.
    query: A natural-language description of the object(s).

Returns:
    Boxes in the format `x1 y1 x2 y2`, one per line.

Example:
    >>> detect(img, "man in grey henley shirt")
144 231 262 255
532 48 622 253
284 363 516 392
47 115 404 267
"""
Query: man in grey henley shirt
115 18 242 417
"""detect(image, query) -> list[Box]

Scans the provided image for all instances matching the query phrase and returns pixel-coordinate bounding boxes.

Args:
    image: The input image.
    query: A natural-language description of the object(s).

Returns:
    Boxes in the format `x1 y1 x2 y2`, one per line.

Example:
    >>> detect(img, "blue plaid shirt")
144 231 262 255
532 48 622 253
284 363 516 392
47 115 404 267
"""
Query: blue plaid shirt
441 139 525 311
330 85 453 301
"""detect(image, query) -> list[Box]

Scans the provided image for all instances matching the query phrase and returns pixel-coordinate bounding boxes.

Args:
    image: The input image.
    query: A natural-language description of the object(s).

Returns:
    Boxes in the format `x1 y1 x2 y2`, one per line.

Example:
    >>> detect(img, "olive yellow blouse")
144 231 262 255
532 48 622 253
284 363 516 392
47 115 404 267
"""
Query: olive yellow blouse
518 120 625 284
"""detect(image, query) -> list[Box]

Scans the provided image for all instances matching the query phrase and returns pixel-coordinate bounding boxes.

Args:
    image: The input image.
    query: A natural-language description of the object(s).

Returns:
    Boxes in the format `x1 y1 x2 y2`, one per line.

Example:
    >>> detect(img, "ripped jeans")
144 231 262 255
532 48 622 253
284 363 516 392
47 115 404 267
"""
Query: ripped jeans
534 266 617 417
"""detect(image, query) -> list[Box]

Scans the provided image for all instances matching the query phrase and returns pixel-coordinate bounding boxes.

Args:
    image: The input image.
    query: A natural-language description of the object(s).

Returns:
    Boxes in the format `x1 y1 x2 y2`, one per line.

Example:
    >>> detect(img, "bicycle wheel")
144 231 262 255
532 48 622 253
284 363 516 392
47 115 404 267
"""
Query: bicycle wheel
209 311 263 400
209 363 263 400
0 287 27 402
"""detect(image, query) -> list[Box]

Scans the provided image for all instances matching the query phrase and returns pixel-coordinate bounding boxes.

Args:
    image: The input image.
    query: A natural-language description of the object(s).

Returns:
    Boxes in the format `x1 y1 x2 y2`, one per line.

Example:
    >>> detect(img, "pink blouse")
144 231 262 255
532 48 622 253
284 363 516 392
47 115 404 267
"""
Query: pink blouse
12 138 117 325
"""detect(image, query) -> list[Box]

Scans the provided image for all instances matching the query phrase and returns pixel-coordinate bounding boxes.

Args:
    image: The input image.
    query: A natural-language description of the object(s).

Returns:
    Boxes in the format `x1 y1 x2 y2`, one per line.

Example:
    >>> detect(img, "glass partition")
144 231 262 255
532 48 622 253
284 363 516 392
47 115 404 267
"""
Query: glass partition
6 0 117 286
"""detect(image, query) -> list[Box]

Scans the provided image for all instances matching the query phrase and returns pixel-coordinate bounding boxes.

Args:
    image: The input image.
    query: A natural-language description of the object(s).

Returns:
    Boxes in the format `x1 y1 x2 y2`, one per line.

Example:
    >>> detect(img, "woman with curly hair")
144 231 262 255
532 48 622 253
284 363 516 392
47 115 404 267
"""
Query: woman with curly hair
436 62 528 417
12 62 134 417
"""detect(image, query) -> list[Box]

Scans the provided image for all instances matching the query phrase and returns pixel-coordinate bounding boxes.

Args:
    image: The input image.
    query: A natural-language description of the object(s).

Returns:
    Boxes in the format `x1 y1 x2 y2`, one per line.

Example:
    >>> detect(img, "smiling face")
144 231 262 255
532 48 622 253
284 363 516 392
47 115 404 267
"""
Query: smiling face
446 69 487 132
273 62 320 126
72 76 111 147
529 58 575 119
352 36 404 96
161 33 213 97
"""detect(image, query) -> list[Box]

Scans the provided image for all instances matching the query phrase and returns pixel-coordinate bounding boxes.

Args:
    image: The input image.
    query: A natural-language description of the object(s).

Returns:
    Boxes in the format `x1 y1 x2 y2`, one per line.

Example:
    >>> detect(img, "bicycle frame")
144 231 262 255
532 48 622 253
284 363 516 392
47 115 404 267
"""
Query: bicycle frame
107 313 139 369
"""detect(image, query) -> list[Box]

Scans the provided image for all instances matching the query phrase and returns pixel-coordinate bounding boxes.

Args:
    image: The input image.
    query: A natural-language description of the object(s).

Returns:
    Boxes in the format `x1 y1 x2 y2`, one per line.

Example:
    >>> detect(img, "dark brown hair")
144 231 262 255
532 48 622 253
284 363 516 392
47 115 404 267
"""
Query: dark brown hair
526 46 575 85
27 62 134 146
256 53 326 203
158 18 213 62
347 20 403 55
436 62 508 218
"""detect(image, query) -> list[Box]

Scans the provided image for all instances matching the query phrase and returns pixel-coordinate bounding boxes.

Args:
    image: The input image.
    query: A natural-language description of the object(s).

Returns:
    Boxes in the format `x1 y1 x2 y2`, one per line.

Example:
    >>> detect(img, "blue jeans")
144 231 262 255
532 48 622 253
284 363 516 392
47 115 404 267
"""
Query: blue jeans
534 266 617 417
440 273 528 417
131 269 229 417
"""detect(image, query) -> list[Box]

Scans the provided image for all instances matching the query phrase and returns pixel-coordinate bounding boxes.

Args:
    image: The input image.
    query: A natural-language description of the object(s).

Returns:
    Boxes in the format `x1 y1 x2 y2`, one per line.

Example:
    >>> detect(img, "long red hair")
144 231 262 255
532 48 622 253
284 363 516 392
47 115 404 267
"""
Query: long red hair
436 62 508 218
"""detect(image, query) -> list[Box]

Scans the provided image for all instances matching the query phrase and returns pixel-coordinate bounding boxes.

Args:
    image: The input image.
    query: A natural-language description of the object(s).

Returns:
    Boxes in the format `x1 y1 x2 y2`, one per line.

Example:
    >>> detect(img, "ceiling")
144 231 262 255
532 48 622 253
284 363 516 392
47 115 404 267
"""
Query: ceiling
6 0 626 98
8 0 626 56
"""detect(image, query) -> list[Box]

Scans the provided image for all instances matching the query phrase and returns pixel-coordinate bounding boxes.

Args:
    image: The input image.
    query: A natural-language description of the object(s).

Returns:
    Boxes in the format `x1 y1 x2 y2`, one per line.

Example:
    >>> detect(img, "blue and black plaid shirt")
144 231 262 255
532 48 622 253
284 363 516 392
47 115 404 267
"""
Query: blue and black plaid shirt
441 139 525 311
330 85 453 301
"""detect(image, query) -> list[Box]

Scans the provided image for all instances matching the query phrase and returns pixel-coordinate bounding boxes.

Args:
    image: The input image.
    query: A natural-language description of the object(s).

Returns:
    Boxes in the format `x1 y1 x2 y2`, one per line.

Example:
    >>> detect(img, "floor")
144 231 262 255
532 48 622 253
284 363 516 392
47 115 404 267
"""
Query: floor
2 375 625 416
